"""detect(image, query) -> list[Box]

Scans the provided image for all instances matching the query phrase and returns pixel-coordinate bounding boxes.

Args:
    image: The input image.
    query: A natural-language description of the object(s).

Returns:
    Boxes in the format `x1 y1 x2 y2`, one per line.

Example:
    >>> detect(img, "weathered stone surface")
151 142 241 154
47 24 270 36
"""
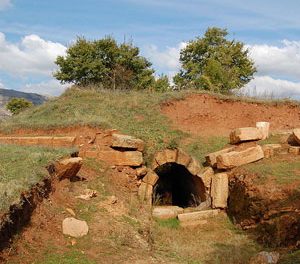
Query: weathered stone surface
165 149 178 163
53 137 76 147
249 251 280 264
177 209 220 222
154 151 167 166
293 128 300 145
197 167 214 189
176 148 192 167
52 157 83 180
136 166 148 178
62 217 89 238
230 127 263 144
98 150 143 166
152 206 184 219
211 173 228 209
142 170 159 186
111 133 145 151
187 157 201 175
256 122 270 140
216 145 264 169
262 144 282 158
289 146 300 155
138 182 153 202
0 136 76 147
205 147 234 167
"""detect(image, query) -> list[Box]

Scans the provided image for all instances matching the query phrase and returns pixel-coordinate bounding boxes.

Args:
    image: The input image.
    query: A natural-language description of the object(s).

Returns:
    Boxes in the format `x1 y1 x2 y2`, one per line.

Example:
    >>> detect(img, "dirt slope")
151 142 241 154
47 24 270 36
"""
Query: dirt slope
161 94 300 137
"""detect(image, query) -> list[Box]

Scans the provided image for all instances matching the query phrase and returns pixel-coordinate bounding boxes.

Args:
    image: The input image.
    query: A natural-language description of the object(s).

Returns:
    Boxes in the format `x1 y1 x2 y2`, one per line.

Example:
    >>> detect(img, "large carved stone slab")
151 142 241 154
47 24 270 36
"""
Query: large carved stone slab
205 147 235 167
230 127 263 144
211 173 228 209
111 134 145 151
216 145 264 169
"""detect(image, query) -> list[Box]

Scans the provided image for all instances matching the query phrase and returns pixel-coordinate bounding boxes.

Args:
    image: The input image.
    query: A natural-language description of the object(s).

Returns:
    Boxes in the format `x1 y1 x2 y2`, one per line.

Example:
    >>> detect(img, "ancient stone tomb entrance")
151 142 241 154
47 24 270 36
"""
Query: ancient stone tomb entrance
153 163 206 207
148 149 207 208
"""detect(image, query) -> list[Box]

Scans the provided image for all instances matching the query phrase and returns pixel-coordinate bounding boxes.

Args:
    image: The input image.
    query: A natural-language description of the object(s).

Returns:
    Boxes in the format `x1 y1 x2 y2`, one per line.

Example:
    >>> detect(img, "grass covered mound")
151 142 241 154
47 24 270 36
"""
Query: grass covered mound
0 144 72 213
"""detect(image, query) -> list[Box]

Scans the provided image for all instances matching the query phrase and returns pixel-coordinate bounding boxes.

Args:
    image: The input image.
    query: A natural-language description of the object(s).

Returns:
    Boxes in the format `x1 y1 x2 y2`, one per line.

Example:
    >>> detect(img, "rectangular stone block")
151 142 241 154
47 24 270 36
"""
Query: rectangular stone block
152 206 184 219
216 145 264 169
256 122 270 140
205 147 235 167
97 150 143 167
187 157 201 175
111 133 145 151
176 148 192 167
211 173 228 209
230 127 263 144
197 167 214 189
142 170 159 186
177 209 220 222
289 146 300 155
138 182 153 202
53 137 76 147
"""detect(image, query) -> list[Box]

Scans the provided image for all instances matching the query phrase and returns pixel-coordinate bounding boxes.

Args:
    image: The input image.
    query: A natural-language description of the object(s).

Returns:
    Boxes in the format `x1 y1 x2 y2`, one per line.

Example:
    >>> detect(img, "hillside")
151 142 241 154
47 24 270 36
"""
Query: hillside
0 88 47 118
1 88 300 263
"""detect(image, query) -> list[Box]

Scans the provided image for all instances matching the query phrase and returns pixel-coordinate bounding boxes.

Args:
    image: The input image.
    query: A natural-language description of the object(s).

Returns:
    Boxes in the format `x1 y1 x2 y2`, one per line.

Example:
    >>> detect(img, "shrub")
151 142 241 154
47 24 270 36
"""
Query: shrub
6 98 33 115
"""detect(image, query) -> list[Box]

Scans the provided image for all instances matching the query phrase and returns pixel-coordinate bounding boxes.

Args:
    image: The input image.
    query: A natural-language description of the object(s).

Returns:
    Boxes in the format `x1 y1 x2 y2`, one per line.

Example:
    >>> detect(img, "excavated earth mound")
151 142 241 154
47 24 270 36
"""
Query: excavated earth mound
161 94 300 136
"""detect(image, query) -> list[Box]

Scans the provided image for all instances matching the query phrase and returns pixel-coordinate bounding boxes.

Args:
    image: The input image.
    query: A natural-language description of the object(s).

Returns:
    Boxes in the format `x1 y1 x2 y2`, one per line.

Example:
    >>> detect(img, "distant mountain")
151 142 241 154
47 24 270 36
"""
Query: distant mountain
0 88 47 119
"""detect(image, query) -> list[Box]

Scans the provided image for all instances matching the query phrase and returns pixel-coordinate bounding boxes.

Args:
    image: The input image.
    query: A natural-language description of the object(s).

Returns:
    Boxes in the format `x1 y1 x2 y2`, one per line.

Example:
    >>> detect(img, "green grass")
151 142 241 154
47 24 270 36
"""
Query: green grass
155 218 180 229
0 88 188 161
183 136 229 166
241 156 300 186
153 215 261 264
36 250 96 264
0 144 72 213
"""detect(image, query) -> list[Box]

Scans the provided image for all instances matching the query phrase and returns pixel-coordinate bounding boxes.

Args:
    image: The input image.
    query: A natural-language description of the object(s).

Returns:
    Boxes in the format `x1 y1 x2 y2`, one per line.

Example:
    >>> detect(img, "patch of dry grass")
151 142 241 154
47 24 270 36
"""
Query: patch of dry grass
152 214 261 264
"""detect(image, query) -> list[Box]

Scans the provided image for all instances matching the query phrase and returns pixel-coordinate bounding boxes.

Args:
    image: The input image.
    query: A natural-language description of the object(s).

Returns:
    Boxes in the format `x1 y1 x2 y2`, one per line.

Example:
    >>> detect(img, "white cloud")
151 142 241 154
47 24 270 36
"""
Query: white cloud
0 0 12 10
144 42 186 77
23 80 69 97
242 76 300 99
0 32 66 76
247 40 300 80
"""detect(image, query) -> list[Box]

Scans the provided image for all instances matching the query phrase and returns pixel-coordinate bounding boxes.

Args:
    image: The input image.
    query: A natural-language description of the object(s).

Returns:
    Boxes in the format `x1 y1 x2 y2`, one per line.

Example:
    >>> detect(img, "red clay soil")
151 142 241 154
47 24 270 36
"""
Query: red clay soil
161 94 300 137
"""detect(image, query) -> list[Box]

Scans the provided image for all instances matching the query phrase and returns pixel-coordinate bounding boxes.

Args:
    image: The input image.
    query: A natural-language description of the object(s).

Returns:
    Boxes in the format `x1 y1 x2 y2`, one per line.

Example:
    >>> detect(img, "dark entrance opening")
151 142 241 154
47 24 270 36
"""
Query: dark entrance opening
153 163 206 208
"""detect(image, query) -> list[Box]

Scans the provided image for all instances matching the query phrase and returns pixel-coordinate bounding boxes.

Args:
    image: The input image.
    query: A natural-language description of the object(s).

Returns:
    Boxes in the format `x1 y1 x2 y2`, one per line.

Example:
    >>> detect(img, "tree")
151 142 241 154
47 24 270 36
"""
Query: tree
152 74 171 92
174 27 256 93
54 37 155 90
6 98 33 115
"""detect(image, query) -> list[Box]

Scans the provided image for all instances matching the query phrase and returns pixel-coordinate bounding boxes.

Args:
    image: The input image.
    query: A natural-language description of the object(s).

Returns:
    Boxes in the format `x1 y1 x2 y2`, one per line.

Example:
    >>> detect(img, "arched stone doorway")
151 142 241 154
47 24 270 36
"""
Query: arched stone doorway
138 148 211 208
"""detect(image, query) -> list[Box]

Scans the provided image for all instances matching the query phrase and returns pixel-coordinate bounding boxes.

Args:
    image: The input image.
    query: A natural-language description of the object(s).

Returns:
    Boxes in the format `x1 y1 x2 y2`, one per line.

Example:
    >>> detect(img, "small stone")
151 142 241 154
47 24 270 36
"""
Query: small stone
107 195 118 204
66 208 76 217
62 217 89 238
75 189 97 201
249 251 280 264
136 166 148 178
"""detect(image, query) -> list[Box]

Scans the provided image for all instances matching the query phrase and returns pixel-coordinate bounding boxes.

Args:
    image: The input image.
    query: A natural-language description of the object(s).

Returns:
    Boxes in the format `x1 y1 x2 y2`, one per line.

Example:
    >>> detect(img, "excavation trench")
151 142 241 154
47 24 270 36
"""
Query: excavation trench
153 163 206 208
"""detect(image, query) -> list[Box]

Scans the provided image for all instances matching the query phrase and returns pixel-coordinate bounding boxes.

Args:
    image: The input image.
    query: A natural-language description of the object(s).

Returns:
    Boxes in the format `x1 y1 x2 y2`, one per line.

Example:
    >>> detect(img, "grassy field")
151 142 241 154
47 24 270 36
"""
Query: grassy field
0 144 72 213
241 155 300 186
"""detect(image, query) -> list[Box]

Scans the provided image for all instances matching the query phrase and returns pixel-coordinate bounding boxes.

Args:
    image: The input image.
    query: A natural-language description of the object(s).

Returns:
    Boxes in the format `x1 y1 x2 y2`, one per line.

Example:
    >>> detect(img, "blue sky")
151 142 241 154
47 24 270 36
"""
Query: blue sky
1 0 300 98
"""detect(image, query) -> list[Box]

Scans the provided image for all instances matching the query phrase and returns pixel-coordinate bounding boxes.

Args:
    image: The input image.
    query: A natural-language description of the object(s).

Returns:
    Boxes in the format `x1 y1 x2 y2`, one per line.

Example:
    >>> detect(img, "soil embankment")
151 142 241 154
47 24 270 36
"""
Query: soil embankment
162 94 300 136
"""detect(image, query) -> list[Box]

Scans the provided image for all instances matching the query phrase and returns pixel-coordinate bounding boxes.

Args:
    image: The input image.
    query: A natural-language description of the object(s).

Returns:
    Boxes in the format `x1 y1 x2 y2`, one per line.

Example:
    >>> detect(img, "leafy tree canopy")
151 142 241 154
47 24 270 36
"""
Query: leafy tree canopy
6 98 33 115
54 37 155 90
174 27 256 93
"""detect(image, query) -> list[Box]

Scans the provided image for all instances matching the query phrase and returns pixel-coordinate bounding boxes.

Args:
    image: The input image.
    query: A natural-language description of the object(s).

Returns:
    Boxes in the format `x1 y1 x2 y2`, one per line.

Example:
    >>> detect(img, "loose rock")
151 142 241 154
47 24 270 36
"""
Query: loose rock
230 127 263 144
62 217 89 238
249 251 280 264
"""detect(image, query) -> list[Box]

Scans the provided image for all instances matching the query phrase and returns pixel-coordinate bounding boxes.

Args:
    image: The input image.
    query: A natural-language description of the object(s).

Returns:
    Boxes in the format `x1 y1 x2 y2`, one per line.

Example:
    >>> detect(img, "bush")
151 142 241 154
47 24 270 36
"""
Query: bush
6 98 33 115
152 75 171 92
